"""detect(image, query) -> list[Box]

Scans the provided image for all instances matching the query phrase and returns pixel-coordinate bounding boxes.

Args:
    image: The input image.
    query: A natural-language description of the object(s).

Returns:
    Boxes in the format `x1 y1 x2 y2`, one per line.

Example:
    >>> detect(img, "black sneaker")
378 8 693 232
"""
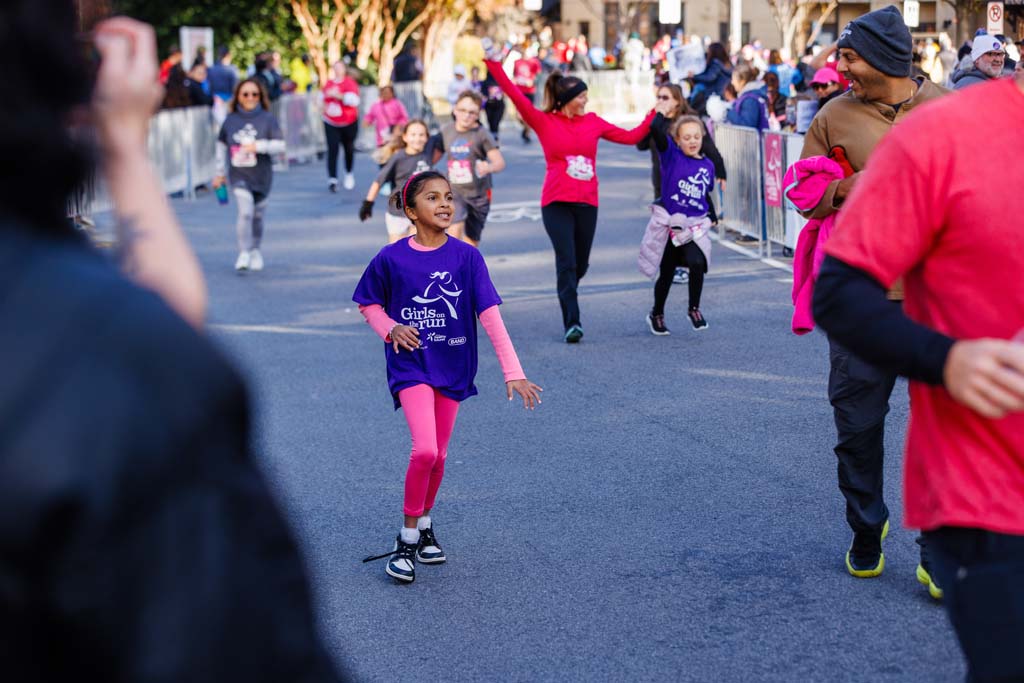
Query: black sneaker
417 526 446 564
564 325 584 343
915 536 943 600
646 312 670 336
364 535 416 583
846 526 885 578
687 308 709 331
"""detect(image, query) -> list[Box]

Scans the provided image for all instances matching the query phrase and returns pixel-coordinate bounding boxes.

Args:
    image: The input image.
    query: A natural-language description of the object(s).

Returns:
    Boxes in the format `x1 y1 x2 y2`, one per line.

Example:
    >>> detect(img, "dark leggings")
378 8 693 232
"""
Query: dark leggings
324 121 357 177
653 240 707 315
541 202 599 330
484 99 505 138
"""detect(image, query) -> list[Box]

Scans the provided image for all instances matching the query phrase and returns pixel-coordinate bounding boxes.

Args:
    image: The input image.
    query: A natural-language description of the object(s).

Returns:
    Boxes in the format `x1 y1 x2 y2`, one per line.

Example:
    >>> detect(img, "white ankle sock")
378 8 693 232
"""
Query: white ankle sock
417 515 432 531
400 527 420 545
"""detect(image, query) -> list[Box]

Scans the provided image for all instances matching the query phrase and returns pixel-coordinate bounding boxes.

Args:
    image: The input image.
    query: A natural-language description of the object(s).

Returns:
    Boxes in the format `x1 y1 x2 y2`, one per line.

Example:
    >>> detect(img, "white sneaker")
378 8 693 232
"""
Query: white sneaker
249 249 264 271
234 250 250 271
343 172 355 190
328 178 338 192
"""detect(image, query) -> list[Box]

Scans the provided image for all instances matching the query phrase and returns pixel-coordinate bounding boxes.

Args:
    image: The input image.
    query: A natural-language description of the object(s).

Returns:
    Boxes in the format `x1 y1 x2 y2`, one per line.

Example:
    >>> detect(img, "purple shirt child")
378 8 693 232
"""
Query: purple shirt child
658 138 716 218
353 237 501 408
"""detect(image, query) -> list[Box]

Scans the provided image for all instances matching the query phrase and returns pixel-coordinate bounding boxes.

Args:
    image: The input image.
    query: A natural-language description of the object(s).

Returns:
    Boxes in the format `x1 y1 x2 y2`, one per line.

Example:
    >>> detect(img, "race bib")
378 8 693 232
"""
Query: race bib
230 145 257 168
447 159 474 185
325 101 342 118
565 155 595 182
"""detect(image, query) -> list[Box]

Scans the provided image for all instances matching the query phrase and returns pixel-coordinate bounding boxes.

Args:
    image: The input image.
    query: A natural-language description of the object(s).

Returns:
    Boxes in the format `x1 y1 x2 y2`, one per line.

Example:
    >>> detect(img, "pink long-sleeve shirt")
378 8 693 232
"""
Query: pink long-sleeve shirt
484 60 655 207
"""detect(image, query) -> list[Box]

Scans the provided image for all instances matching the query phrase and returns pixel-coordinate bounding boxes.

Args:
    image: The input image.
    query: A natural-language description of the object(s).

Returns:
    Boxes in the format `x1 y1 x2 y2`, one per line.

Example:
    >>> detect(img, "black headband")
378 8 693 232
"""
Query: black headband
556 81 588 109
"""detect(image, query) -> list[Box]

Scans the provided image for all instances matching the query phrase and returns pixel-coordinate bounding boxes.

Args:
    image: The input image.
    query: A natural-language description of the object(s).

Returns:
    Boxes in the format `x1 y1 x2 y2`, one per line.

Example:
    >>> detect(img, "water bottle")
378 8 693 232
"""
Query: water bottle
215 183 229 205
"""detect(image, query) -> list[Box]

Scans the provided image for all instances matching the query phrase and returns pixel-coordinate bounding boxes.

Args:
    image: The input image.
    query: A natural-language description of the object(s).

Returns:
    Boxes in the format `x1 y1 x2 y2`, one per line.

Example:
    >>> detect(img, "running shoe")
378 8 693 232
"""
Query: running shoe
564 325 584 344
673 267 689 284
343 172 355 190
687 308 709 331
915 536 943 600
846 521 887 578
646 312 670 336
416 526 446 564
234 250 250 271
328 178 338 193
365 535 416 583
249 249 264 272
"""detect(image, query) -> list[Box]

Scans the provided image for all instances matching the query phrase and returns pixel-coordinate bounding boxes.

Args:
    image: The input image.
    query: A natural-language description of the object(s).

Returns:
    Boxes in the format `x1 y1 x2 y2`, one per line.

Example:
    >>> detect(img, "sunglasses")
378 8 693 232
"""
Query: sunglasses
656 95 674 101
239 91 261 98
811 83 831 91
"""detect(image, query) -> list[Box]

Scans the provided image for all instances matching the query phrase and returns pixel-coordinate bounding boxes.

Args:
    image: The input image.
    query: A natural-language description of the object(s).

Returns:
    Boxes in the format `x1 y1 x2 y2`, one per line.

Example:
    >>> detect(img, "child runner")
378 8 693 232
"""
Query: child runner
213 77 286 273
639 114 715 334
355 171 542 584
359 120 432 244
428 90 507 247
484 55 654 343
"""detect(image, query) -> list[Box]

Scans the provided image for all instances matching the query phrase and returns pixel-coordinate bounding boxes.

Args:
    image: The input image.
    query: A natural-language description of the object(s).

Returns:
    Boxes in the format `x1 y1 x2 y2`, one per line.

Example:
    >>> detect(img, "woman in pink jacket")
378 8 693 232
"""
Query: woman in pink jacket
363 85 409 160
484 57 654 343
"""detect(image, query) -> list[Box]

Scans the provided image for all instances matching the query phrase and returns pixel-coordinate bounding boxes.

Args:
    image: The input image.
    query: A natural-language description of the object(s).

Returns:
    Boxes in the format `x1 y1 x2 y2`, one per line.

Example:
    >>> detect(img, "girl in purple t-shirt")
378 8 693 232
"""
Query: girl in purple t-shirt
354 171 542 584
643 114 716 336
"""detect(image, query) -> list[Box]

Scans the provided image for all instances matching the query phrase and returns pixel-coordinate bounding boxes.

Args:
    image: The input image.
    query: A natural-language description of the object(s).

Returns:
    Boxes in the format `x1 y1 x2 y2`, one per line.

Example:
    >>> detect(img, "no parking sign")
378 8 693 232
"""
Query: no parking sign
988 2 1004 36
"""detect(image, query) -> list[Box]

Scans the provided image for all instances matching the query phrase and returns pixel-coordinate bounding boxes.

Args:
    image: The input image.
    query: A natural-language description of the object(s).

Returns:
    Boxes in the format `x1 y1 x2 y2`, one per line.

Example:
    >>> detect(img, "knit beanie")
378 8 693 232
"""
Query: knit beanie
837 6 913 77
970 34 1004 63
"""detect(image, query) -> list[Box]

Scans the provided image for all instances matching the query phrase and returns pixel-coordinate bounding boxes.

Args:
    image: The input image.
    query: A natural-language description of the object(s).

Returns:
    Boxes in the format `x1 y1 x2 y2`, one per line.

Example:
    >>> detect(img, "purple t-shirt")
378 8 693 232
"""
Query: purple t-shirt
658 140 716 218
352 237 502 409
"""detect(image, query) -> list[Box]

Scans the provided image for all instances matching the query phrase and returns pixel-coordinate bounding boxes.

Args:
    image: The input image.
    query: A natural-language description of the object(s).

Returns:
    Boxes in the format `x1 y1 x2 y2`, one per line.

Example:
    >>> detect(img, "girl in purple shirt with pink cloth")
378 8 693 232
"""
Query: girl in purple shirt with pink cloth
355 171 543 584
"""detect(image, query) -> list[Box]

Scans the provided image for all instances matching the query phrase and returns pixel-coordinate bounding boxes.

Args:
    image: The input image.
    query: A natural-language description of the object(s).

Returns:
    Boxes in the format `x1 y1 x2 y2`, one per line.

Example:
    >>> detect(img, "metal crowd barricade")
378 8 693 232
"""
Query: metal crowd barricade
565 69 656 120
714 123 764 245
761 130 809 257
186 106 218 191
147 108 190 197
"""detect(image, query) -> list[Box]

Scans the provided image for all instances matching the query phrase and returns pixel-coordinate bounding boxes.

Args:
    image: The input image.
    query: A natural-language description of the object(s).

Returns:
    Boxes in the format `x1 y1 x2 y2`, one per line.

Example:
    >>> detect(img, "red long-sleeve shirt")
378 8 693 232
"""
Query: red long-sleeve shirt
484 60 655 207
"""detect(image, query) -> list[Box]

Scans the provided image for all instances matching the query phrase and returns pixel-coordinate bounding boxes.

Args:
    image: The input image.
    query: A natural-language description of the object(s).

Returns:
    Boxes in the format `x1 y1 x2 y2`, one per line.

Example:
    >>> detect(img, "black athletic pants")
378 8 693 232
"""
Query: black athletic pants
324 121 357 178
923 527 1024 682
541 202 598 331
653 240 706 315
484 99 505 139
827 332 898 534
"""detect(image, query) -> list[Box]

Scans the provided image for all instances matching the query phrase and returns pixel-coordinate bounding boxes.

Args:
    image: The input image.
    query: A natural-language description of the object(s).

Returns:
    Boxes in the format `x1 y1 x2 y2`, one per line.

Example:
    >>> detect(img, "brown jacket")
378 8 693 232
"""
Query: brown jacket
799 77 948 298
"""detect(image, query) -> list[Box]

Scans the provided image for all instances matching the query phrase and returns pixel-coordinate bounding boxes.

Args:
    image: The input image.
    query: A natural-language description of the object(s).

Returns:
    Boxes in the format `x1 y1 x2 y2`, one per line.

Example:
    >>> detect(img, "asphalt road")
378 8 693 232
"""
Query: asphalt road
160 134 964 682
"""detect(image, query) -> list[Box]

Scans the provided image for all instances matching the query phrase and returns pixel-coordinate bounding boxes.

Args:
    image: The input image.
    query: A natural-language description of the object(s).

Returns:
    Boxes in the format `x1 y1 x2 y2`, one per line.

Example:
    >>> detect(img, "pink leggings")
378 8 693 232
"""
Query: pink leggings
398 384 460 517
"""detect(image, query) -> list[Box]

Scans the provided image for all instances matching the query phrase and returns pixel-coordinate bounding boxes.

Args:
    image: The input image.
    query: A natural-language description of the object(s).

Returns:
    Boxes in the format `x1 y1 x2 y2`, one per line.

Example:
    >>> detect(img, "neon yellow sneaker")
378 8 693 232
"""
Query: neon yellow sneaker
845 519 889 578
915 535 944 600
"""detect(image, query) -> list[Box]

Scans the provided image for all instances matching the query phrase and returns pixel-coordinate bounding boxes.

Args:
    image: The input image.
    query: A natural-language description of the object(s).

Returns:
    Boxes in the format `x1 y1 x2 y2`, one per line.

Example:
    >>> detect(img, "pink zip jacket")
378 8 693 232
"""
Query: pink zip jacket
638 204 712 280
785 156 845 335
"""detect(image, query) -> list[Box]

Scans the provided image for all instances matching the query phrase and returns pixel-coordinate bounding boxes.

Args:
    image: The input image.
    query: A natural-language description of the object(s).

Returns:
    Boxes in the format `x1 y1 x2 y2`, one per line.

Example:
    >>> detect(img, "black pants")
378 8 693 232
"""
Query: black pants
324 121 357 178
653 240 706 315
484 99 505 138
541 202 599 330
827 333 898 534
923 527 1024 682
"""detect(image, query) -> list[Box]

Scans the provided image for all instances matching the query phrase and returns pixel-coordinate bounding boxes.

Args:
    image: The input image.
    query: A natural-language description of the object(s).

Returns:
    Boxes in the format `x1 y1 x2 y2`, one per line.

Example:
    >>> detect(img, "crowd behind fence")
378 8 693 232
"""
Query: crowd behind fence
69 74 808 256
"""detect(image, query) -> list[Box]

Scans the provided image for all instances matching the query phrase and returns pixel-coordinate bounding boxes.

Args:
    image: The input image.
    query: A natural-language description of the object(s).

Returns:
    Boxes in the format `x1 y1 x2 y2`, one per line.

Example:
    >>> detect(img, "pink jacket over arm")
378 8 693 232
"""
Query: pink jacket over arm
785 156 845 335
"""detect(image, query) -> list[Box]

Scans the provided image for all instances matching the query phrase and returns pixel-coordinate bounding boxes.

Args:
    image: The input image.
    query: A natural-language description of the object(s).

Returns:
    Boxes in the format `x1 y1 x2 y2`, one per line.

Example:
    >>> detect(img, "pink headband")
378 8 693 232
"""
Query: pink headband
402 172 420 210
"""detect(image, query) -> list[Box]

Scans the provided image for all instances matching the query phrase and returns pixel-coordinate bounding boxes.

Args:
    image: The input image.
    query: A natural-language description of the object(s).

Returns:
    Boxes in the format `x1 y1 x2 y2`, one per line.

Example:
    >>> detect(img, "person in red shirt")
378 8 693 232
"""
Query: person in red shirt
158 44 181 85
485 58 655 343
322 61 361 192
813 76 1024 681
513 49 542 142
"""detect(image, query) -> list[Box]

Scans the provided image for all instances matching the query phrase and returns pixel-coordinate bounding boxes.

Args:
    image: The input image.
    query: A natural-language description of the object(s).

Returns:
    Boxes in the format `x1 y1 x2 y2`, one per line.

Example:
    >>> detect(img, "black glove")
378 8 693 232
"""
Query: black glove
359 200 374 222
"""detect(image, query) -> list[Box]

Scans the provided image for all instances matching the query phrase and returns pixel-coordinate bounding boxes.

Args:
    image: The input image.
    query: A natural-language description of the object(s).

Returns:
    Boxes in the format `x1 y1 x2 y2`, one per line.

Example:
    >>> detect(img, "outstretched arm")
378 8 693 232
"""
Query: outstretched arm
599 109 656 145
483 60 545 131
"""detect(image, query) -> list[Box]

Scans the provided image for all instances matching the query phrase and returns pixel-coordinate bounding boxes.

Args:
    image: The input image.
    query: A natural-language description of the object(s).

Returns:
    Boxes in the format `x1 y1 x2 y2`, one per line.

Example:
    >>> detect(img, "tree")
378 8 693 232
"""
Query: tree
941 0 987 45
288 0 512 86
766 0 839 59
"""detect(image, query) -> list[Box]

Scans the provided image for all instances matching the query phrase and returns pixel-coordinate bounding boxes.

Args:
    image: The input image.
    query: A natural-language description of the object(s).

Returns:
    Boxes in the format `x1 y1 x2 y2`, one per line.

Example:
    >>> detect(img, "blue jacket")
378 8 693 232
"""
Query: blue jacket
692 59 732 97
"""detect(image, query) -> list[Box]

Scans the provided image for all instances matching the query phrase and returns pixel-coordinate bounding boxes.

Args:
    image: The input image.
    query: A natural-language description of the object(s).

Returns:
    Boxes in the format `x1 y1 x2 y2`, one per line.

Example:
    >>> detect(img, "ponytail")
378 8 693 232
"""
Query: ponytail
542 73 588 113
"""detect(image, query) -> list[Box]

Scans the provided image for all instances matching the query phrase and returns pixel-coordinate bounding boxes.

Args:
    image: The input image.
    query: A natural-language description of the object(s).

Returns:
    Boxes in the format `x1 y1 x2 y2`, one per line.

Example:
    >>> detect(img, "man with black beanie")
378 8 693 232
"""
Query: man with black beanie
797 5 947 595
